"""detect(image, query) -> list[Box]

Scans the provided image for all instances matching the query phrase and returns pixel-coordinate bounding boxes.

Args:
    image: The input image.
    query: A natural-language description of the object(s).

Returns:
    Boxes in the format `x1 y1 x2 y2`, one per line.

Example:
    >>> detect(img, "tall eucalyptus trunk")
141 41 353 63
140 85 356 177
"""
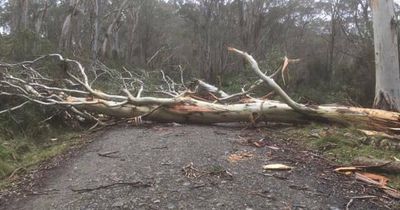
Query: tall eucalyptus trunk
371 0 400 111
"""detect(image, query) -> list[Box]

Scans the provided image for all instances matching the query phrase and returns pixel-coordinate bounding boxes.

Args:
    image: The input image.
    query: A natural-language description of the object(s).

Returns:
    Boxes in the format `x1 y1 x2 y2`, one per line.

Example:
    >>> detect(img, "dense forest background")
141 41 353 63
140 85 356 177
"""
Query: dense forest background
2 0 400 105
0 0 400 137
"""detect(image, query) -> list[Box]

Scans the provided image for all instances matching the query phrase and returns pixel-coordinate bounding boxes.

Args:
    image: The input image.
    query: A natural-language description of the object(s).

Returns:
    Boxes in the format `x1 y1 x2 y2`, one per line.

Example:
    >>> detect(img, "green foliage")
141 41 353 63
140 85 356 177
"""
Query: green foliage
289 84 352 105
0 128 80 180
283 125 400 190
0 101 82 180
0 160 13 178
0 144 12 161
294 126 400 164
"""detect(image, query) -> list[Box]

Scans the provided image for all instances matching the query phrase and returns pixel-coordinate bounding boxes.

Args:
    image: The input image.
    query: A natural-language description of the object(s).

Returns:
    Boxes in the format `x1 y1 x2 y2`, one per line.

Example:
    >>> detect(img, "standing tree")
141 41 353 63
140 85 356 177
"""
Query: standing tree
371 0 400 111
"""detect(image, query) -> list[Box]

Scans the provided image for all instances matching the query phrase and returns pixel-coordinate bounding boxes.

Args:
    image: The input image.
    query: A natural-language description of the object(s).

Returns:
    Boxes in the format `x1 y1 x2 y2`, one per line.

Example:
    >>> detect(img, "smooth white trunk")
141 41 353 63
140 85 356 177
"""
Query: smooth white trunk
371 0 400 111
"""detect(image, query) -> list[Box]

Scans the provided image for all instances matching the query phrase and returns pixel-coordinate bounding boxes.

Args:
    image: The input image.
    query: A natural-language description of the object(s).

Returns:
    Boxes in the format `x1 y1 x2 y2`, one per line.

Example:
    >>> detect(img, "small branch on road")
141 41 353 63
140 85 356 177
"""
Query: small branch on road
71 181 152 193
345 195 377 210
151 146 168 150
97 151 120 158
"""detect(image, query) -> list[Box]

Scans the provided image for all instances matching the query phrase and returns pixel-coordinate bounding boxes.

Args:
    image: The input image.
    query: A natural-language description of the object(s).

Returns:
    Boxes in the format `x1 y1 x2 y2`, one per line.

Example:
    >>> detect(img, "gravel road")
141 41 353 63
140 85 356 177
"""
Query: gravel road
1 124 396 210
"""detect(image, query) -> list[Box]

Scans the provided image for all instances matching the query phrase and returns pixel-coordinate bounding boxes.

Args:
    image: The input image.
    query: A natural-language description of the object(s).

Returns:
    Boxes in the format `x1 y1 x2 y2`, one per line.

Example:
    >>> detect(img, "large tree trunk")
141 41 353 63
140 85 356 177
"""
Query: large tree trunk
59 0 82 52
10 0 29 33
100 0 128 59
126 4 140 64
34 0 48 35
91 0 100 61
77 97 400 132
371 0 400 111
0 49 399 133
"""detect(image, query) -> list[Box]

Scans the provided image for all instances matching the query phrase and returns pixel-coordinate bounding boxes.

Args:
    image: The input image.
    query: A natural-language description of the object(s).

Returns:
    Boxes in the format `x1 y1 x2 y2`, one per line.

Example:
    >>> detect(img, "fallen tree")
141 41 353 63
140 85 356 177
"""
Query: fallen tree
0 48 399 132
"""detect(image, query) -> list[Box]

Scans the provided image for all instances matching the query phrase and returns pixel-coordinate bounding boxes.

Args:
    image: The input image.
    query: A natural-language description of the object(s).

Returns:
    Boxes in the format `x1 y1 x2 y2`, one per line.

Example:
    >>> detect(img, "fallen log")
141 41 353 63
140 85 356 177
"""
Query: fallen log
73 95 400 132
0 49 399 133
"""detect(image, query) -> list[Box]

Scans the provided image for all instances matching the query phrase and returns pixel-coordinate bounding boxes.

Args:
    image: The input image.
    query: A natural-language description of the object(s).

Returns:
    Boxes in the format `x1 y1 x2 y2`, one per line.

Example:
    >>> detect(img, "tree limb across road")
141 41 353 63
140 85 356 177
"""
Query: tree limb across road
1 48 399 132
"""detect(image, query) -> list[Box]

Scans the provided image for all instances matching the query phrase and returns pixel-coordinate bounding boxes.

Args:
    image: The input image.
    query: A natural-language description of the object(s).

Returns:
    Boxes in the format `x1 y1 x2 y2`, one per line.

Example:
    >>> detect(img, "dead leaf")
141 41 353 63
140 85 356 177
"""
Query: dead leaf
251 138 272 148
236 137 268 148
228 152 254 163
182 162 202 178
263 164 293 171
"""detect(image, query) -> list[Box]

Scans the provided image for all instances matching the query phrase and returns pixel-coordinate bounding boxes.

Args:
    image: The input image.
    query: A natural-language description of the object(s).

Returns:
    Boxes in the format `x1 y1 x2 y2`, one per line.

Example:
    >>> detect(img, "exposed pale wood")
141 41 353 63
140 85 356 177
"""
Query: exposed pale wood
1 50 400 133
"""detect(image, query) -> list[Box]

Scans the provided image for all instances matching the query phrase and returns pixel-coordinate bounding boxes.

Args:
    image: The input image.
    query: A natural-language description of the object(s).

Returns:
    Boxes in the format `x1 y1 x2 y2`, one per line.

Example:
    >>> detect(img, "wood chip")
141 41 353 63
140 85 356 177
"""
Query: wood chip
334 166 360 174
263 164 293 170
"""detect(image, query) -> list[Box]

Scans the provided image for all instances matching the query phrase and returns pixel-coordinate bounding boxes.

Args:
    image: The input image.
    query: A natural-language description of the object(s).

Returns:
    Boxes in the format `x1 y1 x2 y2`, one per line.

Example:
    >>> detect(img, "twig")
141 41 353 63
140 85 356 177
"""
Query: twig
178 65 187 90
8 167 25 180
71 181 152 193
151 146 168 150
160 70 172 93
97 151 119 158
248 190 274 199
0 101 30 114
345 195 376 210
147 46 164 65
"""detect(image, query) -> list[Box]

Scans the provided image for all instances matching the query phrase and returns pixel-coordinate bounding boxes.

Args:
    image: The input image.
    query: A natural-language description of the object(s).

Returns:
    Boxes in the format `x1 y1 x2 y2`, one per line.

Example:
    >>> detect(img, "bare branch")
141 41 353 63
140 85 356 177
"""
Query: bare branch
1 52 399 134
160 70 173 93
178 65 188 90
228 47 314 113
122 89 179 106
0 101 30 114
195 80 229 98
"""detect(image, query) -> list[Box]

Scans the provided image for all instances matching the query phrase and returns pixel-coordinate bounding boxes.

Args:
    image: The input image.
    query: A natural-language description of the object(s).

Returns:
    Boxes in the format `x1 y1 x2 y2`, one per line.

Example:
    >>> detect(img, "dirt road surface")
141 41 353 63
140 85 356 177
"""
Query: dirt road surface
0 124 397 209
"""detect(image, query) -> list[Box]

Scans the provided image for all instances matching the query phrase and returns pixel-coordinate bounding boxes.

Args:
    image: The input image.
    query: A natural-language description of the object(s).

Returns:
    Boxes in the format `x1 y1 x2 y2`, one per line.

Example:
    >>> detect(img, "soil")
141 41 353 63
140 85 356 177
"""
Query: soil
0 123 398 210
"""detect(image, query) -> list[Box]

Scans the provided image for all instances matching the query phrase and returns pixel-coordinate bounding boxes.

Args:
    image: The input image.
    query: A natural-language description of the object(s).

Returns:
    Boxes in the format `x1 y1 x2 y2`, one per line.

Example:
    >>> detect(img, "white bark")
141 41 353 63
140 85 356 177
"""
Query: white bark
126 4 140 63
1 51 400 133
371 0 400 111
10 0 29 33
34 1 48 34
101 0 129 59
21 0 29 31
59 0 83 51
92 0 100 61
228 48 315 114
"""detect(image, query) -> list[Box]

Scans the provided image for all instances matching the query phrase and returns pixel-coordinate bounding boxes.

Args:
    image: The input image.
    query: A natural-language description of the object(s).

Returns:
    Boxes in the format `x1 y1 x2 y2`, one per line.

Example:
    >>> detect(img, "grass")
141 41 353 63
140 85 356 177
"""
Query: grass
282 124 400 190
0 161 13 178
20 133 78 168
302 127 399 163
0 103 86 179
0 129 82 189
